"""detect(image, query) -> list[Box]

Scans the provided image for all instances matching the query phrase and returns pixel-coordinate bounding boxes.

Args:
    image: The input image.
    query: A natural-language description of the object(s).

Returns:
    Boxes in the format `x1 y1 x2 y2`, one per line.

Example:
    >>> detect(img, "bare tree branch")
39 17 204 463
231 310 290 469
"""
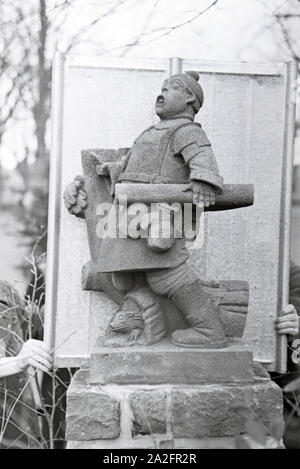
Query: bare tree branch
65 0 129 53
276 13 300 62
118 0 220 53
276 13 300 18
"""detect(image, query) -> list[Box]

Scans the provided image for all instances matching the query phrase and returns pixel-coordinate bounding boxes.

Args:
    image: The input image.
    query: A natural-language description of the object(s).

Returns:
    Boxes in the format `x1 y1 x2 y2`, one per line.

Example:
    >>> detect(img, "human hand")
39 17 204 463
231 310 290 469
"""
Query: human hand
63 175 87 218
275 304 299 336
16 339 53 375
184 181 216 207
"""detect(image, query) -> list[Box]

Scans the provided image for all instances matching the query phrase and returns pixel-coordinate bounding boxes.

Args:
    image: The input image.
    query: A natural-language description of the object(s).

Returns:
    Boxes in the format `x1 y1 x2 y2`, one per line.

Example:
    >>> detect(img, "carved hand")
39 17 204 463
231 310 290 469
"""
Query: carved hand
63 175 87 218
184 181 216 207
100 160 126 197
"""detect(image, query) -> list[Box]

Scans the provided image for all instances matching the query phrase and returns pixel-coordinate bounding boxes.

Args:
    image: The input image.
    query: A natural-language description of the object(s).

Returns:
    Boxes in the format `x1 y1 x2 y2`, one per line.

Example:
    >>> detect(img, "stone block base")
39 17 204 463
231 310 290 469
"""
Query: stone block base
90 339 253 385
66 368 283 449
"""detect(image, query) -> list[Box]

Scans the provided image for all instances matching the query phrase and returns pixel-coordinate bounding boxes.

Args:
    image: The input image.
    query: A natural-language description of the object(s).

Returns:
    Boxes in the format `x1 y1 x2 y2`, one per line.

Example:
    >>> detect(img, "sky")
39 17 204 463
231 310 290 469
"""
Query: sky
56 0 288 61
111 0 280 61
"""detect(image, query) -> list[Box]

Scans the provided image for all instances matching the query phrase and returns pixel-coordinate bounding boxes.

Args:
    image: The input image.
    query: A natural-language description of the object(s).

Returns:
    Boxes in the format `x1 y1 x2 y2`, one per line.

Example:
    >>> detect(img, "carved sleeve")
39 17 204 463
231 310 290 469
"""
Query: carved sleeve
173 125 224 191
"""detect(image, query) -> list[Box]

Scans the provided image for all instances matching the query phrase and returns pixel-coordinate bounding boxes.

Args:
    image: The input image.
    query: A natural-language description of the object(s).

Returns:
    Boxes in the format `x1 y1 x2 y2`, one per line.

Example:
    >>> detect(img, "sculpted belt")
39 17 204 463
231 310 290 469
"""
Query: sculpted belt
118 172 188 184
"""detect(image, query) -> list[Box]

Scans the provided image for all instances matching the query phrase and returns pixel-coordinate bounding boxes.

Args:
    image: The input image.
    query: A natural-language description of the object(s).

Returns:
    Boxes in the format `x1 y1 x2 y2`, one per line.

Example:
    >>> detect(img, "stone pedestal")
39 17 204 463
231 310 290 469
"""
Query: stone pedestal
65 340 283 449
90 339 253 385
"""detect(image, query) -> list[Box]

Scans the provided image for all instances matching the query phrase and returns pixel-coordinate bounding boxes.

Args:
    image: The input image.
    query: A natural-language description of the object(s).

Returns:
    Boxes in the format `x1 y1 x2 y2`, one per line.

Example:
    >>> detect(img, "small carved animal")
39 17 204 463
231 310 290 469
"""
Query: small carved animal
110 308 144 342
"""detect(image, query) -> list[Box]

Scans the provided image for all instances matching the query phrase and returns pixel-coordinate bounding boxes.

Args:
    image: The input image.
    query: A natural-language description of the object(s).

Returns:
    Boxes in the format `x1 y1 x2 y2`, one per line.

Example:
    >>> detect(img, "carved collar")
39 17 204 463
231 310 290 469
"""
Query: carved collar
154 117 194 130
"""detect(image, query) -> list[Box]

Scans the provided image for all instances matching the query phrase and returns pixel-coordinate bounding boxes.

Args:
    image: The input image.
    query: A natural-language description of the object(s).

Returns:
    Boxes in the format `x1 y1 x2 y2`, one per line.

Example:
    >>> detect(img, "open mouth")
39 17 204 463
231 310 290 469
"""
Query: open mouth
156 95 165 106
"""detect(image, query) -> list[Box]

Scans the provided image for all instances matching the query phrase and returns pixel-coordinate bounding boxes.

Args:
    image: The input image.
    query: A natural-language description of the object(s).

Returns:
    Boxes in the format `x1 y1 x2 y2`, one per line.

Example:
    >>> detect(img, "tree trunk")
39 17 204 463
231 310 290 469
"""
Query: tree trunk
34 0 50 161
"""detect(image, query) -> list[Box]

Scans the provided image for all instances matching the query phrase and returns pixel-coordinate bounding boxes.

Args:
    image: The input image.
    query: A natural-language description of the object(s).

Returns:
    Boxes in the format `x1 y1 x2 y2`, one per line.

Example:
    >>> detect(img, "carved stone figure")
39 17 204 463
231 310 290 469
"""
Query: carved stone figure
105 288 167 347
64 71 254 349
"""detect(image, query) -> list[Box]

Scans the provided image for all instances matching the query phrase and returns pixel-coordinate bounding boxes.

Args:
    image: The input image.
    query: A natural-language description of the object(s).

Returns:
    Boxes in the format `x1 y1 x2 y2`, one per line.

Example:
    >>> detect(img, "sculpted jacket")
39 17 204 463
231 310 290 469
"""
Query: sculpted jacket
98 117 223 273
119 117 223 190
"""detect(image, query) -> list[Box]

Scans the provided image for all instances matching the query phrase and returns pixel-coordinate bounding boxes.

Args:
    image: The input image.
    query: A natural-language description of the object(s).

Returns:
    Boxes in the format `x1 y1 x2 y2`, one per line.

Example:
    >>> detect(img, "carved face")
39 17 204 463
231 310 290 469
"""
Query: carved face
110 310 136 333
155 77 194 120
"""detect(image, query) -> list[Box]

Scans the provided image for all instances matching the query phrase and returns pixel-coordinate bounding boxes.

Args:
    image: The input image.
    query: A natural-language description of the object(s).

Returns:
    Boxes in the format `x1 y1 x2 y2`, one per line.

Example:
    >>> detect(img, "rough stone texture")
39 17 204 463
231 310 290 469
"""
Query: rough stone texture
252 360 272 381
251 381 284 428
65 367 283 447
170 380 283 438
66 369 120 440
82 149 127 265
130 390 167 436
90 339 253 385
171 386 245 438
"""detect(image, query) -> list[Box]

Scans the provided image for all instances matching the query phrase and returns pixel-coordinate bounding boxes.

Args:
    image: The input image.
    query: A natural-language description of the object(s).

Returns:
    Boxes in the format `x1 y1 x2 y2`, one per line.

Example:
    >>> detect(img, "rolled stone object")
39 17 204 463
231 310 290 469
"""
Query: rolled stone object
115 183 254 211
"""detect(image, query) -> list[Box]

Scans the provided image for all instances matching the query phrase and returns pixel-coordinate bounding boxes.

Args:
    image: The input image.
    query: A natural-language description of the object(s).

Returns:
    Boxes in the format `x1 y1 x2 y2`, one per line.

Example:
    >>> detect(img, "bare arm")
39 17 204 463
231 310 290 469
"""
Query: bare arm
0 339 52 378
0 356 28 378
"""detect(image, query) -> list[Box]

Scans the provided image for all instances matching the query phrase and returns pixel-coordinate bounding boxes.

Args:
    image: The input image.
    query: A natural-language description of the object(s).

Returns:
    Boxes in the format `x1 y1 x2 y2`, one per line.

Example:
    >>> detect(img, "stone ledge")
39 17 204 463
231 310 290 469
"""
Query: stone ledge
67 435 283 450
67 436 238 449
90 339 253 385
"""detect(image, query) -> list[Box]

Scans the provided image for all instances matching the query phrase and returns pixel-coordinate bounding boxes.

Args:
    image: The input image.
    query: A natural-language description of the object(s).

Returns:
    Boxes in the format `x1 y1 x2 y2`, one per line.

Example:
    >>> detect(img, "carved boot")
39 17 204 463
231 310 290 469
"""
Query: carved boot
170 280 227 348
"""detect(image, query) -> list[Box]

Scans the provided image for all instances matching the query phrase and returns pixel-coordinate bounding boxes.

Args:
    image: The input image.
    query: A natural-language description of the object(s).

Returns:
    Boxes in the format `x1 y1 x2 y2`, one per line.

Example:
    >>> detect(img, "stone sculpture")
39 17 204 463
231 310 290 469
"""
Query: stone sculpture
64 71 254 349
